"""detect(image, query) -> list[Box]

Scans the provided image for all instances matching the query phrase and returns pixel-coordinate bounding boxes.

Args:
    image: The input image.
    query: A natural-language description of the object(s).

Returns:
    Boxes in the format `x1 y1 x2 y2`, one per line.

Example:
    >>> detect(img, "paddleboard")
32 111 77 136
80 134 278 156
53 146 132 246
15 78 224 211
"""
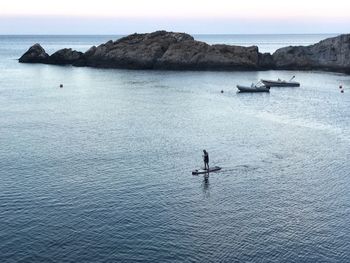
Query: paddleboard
192 166 221 175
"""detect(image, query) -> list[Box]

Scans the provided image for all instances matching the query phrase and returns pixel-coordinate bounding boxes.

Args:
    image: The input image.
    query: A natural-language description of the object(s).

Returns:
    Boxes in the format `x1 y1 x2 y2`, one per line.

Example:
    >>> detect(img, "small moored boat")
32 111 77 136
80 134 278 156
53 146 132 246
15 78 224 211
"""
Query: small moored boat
237 81 270 93
261 76 300 87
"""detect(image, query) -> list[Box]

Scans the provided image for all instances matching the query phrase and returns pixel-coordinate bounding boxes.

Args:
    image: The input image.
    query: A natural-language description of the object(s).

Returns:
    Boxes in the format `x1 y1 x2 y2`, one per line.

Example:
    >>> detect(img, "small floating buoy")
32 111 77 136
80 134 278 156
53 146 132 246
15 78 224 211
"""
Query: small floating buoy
60 84 63 88
221 90 224 93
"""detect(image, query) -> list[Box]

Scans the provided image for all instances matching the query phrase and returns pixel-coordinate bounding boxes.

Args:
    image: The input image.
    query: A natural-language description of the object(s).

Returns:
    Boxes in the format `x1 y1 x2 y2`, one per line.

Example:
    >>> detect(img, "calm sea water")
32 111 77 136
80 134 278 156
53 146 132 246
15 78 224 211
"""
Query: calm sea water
1 35 350 263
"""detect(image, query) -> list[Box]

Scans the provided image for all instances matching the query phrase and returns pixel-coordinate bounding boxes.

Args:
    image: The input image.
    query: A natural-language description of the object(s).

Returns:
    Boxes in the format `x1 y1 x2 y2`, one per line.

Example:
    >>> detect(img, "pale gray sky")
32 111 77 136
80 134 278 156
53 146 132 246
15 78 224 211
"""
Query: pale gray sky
1 0 349 34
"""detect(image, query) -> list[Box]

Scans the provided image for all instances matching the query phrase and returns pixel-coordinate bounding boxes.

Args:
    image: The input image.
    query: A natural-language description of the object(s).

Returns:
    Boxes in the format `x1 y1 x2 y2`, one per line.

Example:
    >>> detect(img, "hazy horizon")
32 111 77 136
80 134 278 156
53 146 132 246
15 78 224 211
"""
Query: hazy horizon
0 31 341 36
1 0 350 34
1 15 349 35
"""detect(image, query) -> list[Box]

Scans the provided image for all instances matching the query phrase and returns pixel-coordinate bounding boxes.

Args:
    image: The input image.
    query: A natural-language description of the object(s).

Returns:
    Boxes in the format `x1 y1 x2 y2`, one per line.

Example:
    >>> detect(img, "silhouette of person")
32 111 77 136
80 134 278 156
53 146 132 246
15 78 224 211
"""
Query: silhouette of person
203 150 209 171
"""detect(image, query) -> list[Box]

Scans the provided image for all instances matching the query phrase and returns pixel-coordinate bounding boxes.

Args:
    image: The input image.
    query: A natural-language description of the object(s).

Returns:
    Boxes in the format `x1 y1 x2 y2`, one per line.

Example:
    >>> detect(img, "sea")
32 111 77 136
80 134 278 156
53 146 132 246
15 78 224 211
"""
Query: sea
0 34 350 263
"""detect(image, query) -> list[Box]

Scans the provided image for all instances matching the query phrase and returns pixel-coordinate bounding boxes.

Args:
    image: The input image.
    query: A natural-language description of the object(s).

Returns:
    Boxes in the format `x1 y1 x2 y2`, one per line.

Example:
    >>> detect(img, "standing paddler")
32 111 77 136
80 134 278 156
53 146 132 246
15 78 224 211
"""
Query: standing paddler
203 150 209 171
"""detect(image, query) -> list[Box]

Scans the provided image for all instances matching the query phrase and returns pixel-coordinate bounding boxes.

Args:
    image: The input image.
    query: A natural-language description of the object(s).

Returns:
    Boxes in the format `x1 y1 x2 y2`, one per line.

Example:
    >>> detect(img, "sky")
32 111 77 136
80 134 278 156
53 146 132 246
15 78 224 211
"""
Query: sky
1 0 350 34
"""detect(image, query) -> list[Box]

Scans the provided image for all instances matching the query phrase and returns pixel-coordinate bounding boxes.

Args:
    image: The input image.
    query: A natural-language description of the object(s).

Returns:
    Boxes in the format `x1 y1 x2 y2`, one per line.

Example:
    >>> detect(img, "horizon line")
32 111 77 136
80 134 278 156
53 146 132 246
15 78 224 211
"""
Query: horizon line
0 33 342 36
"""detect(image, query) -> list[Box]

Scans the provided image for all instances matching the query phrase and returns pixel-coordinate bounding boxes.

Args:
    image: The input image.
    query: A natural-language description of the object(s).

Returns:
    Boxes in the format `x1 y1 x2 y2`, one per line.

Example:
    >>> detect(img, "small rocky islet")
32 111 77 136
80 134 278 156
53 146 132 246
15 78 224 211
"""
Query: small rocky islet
19 30 350 74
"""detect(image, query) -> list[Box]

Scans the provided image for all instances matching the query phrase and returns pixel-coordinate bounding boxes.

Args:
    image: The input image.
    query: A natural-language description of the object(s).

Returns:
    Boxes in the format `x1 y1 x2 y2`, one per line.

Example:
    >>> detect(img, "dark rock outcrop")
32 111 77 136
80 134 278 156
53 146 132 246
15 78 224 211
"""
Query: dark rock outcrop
49 48 83 65
81 31 195 69
18 31 350 74
156 42 259 70
258 53 275 69
19 45 83 65
273 34 350 73
19 31 261 70
79 31 259 70
19 43 49 63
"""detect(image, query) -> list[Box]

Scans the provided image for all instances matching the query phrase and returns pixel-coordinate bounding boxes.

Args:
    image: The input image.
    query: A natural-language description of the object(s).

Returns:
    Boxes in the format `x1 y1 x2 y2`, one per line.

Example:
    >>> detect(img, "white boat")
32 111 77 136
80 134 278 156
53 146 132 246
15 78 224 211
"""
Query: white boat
261 76 300 87
237 81 270 93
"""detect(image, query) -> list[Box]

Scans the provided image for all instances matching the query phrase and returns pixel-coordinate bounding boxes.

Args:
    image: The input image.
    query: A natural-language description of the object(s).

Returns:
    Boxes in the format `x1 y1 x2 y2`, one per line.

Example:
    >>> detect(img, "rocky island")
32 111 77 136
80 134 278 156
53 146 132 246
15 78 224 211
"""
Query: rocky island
19 31 350 74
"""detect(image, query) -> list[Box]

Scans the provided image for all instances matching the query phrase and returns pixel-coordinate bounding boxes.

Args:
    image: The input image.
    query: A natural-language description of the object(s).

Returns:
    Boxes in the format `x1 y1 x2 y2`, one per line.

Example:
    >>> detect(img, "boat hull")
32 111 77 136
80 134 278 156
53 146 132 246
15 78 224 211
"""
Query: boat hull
237 85 270 93
261 79 300 87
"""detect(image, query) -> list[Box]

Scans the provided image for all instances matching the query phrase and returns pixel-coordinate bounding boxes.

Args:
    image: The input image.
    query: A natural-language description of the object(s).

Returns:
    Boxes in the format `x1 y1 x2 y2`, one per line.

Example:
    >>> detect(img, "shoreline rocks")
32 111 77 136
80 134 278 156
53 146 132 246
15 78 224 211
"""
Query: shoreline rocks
272 34 350 73
49 48 84 65
19 43 49 63
19 31 350 74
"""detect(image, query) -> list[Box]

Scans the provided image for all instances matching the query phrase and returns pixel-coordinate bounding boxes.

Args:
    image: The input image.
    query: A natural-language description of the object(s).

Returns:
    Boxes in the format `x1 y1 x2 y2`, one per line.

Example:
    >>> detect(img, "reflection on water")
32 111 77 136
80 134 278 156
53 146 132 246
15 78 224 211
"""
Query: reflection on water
202 174 210 198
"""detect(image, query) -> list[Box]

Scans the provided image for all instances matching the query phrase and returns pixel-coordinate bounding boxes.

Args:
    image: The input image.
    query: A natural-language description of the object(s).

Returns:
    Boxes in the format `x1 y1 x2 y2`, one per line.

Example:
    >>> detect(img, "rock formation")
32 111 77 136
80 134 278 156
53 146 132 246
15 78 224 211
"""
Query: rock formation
49 48 84 65
273 34 350 73
19 31 350 74
19 43 49 63
79 31 261 70
156 42 260 70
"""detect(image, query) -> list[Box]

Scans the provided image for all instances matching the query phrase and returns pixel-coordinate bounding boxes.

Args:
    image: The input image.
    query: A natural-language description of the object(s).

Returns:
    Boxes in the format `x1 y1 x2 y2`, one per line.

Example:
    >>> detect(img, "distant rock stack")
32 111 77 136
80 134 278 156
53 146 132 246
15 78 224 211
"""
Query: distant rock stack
19 43 49 63
50 48 84 65
18 31 263 70
19 31 350 74
272 34 350 73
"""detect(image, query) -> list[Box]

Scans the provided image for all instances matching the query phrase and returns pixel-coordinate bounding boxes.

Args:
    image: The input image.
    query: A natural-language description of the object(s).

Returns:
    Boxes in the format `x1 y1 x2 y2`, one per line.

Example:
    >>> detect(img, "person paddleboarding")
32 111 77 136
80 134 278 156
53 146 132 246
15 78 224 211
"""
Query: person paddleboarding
203 150 209 170
192 151 221 175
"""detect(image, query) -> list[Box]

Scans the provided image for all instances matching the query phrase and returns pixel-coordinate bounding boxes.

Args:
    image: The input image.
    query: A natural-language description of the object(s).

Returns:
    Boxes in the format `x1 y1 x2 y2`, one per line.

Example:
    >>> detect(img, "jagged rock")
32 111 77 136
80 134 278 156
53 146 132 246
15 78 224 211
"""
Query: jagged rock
82 30 196 69
81 31 260 70
273 34 350 73
49 48 83 65
19 44 49 63
259 53 275 69
18 31 350 74
156 42 259 70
